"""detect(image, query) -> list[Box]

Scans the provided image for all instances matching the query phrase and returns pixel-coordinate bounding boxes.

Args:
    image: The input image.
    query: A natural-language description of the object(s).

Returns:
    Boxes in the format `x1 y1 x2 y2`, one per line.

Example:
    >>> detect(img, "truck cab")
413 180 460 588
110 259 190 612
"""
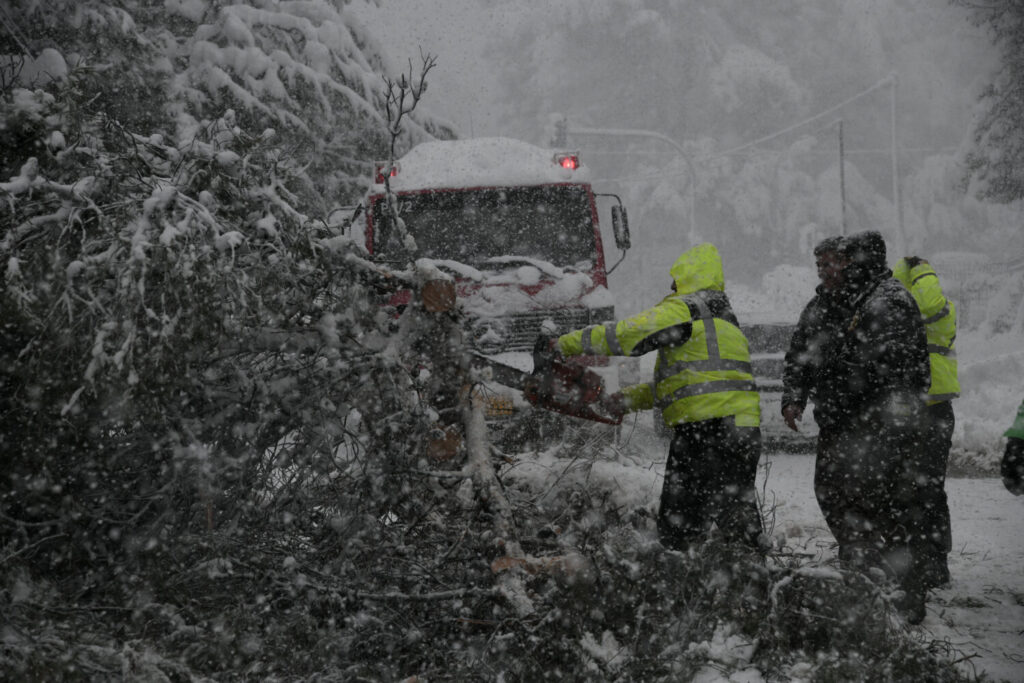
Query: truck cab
362 138 630 360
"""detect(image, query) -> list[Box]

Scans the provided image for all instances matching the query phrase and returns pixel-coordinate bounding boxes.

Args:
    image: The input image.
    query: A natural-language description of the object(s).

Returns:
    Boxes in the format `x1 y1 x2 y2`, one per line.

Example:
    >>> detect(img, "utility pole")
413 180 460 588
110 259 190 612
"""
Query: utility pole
551 117 568 147
838 119 846 235
889 73 904 254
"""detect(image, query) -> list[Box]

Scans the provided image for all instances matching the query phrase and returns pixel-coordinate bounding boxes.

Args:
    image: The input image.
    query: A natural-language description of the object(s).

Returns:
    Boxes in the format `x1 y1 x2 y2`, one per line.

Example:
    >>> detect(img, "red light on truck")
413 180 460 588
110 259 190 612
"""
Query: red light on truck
374 163 400 183
554 153 579 170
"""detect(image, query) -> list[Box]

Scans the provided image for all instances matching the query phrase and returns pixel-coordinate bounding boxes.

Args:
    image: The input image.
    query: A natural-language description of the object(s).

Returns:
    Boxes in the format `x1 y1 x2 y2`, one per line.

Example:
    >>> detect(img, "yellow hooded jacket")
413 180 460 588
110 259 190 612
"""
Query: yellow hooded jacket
556 243 760 427
892 258 959 404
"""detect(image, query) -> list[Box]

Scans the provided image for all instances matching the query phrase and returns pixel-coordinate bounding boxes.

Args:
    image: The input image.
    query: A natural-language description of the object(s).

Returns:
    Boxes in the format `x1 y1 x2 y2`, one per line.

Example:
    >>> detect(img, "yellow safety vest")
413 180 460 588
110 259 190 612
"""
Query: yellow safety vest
893 259 960 404
557 243 760 427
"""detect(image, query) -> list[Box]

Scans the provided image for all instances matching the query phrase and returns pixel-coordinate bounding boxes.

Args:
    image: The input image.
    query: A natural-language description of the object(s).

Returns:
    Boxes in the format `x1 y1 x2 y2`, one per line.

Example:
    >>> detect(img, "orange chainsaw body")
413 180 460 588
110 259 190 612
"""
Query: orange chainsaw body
521 348 622 425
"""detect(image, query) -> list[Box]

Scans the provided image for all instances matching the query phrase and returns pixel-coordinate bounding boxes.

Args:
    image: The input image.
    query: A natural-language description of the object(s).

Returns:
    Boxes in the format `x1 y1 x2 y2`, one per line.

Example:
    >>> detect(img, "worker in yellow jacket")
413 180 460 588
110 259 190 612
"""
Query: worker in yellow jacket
552 243 763 551
892 256 960 590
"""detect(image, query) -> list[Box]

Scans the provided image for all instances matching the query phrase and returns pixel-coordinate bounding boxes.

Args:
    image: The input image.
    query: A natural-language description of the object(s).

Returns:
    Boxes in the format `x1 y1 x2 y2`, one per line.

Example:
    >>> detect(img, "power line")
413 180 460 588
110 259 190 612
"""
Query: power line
710 73 896 159
584 146 956 158
575 73 906 185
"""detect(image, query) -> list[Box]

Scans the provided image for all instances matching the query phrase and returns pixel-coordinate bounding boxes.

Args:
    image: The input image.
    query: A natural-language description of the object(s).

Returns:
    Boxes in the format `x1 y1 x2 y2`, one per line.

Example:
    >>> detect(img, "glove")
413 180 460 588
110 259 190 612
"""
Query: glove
533 333 559 372
1002 438 1024 496
602 391 627 419
534 332 558 355
781 403 804 432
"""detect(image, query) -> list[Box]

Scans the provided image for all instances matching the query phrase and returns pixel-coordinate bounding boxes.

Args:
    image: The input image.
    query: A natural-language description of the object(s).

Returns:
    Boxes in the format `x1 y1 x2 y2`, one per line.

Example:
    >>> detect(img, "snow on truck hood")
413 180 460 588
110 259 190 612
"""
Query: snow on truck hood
373 137 592 191
429 255 583 283
420 255 614 319
461 275 613 319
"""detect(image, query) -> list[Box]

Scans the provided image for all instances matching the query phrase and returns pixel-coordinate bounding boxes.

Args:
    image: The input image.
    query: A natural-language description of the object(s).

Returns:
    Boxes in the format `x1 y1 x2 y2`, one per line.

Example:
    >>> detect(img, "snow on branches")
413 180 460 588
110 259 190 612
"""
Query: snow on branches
0 0 462 588
168 0 454 209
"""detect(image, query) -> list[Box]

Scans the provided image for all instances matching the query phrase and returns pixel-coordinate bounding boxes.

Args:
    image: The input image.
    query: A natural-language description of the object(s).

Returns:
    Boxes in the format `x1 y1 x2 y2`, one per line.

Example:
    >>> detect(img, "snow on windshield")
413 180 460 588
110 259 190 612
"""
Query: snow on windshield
372 185 599 268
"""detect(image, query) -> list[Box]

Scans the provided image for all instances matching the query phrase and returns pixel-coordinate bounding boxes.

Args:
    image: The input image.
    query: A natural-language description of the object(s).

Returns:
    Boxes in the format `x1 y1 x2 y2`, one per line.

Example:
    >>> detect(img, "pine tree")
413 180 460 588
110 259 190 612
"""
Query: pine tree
0 0 457 635
955 0 1024 203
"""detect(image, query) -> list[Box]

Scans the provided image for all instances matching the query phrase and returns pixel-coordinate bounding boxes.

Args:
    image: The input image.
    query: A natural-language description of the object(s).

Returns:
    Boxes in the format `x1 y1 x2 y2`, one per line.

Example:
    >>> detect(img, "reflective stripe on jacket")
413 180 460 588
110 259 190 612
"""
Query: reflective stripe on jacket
893 259 960 404
557 243 760 428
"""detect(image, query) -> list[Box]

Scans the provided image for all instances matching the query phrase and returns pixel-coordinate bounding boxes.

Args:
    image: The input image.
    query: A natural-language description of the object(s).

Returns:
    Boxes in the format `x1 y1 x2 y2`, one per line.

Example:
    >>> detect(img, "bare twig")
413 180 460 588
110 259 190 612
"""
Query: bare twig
356 587 495 602
378 52 438 254
0 532 67 565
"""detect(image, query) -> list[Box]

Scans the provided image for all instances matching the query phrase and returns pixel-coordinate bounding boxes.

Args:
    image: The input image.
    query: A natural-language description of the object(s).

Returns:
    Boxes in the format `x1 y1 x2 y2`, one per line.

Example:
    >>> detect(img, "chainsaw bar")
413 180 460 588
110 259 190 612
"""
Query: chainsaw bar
470 351 622 425
470 352 530 391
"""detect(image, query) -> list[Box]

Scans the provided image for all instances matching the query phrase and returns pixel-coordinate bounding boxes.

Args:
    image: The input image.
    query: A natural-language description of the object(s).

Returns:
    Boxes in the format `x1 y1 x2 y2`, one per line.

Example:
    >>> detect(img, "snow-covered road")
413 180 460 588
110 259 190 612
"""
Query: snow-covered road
513 409 1024 680
762 453 1024 683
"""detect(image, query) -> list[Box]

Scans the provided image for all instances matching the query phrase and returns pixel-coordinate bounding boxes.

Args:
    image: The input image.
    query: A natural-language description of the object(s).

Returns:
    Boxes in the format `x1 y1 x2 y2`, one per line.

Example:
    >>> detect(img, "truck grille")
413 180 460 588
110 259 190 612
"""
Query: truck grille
469 307 614 353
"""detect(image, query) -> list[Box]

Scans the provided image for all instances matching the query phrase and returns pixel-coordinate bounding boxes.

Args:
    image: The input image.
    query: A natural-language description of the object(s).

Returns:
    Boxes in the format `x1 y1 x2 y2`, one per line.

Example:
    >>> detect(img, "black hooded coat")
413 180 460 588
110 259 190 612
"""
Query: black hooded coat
812 232 930 431
810 231 931 575
781 282 851 416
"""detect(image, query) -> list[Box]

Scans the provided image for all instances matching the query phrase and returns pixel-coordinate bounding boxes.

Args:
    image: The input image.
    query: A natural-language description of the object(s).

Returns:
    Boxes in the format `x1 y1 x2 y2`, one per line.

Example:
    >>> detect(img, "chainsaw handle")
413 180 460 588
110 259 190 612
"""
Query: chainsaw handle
601 391 626 420
532 333 558 374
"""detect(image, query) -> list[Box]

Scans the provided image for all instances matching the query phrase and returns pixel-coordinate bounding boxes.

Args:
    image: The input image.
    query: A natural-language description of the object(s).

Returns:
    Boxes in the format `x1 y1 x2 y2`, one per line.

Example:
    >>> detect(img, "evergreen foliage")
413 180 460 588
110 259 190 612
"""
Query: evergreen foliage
955 0 1024 203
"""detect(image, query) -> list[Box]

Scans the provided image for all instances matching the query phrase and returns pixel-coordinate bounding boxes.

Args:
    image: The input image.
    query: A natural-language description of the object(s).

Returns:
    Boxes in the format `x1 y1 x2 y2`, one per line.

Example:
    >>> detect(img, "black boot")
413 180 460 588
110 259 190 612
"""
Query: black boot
895 582 927 624
921 553 951 590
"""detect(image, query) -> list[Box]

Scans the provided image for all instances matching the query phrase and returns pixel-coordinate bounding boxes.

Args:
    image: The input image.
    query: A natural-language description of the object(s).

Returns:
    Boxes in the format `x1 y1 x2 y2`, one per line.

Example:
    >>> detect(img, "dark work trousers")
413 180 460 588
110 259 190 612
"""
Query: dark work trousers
894 401 954 589
657 417 763 550
814 423 905 572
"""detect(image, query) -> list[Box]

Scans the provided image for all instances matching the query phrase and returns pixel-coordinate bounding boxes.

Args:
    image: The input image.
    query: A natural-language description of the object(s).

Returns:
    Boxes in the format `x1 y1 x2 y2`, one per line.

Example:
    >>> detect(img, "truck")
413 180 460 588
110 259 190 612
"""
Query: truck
360 137 632 439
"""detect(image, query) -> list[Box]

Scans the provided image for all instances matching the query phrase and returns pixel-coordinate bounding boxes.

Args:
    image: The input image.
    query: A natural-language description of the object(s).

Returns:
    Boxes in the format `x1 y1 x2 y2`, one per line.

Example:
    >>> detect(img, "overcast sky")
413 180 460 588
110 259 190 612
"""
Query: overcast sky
356 0 508 137
356 0 997 147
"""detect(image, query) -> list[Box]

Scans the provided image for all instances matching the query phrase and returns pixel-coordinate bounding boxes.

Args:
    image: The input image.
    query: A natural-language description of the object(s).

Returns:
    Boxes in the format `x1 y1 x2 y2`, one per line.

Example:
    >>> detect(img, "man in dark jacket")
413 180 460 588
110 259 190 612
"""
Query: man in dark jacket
781 235 850 432
812 231 931 622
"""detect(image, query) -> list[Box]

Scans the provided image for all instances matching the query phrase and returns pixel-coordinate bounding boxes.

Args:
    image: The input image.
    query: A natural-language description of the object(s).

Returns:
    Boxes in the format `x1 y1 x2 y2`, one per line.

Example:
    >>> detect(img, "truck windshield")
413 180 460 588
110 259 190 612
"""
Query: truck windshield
373 185 597 269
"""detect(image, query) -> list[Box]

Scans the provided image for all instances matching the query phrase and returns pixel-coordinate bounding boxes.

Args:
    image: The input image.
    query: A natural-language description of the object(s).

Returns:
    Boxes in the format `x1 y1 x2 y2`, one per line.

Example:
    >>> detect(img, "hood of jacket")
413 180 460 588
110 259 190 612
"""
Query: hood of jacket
891 256 928 289
670 243 725 295
891 257 912 288
842 231 890 296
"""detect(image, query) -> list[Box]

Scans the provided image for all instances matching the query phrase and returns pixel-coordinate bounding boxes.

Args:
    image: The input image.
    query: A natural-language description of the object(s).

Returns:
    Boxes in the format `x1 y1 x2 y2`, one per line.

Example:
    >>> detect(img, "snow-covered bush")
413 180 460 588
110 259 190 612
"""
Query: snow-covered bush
2 71 422 559
0 3 463 676
167 0 449 213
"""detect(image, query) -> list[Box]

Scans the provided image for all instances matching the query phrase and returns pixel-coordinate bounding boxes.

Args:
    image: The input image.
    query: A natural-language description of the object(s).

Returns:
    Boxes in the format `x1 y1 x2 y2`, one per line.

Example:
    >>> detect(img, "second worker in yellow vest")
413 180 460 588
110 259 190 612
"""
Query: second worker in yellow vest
892 256 960 590
553 243 764 551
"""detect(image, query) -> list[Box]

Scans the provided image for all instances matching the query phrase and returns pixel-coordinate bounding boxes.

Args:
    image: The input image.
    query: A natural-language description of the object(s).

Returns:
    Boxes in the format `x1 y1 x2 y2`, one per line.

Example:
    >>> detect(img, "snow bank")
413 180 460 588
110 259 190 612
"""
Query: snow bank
727 263 818 324
955 328 1023 467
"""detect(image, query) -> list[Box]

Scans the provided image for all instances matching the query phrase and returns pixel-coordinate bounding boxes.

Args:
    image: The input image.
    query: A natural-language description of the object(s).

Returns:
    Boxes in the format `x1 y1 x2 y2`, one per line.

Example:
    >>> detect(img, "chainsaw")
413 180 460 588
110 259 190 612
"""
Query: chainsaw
471 337 624 425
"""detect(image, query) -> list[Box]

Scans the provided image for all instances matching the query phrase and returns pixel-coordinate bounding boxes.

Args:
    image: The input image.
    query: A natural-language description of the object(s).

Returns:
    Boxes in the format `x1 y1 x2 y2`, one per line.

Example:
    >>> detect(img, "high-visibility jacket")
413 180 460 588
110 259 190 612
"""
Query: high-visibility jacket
556 243 760 428
892 258 960 404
